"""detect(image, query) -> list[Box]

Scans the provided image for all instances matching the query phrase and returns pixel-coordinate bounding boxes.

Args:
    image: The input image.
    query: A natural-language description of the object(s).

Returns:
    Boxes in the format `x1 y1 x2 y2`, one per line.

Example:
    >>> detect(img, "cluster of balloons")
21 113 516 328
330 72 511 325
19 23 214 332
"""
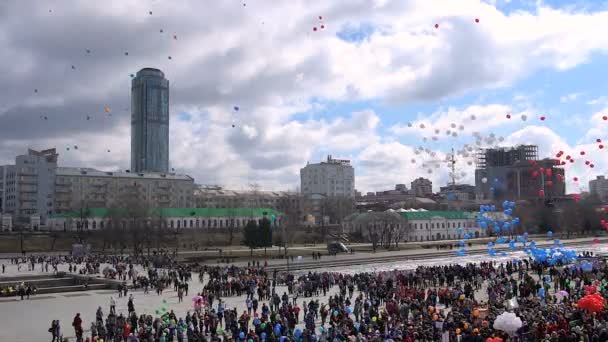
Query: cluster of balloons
312 16 325 31
492 311 523 336
577 293 606 313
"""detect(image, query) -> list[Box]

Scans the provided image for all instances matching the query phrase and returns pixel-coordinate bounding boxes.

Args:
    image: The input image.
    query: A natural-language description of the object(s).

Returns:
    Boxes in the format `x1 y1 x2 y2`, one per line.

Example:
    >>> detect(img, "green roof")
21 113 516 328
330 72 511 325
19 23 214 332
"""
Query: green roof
50 208 282 219
399 211 471 220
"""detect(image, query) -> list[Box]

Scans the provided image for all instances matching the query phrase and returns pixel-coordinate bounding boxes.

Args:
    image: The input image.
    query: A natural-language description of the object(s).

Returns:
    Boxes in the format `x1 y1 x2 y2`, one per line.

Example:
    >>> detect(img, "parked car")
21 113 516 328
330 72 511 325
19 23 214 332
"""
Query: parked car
327 242 349 254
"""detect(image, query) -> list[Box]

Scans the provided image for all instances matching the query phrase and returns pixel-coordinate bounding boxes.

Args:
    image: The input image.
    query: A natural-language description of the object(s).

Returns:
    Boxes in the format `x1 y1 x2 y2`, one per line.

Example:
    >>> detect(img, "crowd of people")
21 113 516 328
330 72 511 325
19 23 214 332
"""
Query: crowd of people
2 248 607 341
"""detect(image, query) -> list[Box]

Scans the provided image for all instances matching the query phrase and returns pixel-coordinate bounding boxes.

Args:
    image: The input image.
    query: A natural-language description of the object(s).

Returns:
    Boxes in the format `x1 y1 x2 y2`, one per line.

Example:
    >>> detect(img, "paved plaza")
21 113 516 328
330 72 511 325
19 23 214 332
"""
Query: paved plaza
0 239 606 341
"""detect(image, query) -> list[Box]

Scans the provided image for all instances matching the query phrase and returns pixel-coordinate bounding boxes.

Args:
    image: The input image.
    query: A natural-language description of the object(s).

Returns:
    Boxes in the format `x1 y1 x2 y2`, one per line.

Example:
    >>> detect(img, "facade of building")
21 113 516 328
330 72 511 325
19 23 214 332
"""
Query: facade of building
54 167 194 214
341 210 484 243
590 176 608 203
47 207 281 231
131 68 170 173
300 155 355 198
401 211 484 242
300 155 355 223
475 145 565 200
411 177 432 197
0 149 58 228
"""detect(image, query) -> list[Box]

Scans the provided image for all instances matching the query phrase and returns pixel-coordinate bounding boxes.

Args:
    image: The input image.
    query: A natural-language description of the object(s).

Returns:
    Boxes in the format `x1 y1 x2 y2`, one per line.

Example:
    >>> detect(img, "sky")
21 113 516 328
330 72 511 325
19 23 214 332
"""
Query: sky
1 0 608 194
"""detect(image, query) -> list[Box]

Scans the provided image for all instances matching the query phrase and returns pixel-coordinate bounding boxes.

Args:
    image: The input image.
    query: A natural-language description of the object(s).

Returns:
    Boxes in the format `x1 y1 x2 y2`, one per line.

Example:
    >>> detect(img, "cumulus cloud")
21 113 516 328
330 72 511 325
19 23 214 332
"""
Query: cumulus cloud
2 1 608 192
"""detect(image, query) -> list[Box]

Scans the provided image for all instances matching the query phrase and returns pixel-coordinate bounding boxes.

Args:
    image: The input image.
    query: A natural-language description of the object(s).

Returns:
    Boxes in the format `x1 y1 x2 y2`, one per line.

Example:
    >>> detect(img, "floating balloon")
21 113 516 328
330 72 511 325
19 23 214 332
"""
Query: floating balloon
434 23 439 29
577 293 606 313
475 18 480 23
493 312 523 336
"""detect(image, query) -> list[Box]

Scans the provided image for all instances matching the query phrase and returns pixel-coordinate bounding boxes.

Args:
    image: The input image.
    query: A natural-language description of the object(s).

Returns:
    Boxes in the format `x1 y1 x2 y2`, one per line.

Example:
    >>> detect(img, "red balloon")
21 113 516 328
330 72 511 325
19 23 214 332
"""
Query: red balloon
313 27 317 31
597 139 602 143
570 159 575 163
561 161 566 165
321 25 325 29
546 181 553 187
539 168 545 173
573 177 579 182
532 170 539 178
506 114 511 119
578 293 606 313
540 116 546 121
566 155 571 160
475 18 480 23
580 151 586 155
585 161 590 165
594 238 600 244
591 164 595 168
435 23 439 29
319 16 323 20
600 145 605 149
603 116 608 121
546 169 552 177
538 189 545 197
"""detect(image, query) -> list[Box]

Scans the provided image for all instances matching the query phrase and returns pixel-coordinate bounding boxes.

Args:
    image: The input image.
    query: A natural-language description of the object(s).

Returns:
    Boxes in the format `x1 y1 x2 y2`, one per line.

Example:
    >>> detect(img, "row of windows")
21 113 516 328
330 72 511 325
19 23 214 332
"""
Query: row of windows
409 221 472 230
409 231 483 241
64 218 275 230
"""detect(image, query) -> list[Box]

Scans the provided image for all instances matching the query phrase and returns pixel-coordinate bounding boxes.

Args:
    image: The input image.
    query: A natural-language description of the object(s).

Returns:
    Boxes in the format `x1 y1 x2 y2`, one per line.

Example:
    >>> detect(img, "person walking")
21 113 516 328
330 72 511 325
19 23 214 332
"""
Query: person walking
72 313 83 342
49 319 61 342
110 296 116 314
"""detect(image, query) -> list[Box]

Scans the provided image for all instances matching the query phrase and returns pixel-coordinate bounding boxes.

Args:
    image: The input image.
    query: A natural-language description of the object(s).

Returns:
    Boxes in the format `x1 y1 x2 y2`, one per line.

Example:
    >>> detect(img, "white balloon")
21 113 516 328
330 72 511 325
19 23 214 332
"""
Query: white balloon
482 177 488 183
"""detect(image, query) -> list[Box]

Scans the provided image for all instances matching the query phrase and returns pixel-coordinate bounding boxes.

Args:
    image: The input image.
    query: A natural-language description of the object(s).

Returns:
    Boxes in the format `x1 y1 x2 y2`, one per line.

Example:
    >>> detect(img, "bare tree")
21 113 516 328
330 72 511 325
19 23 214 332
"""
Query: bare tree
352 212 405 251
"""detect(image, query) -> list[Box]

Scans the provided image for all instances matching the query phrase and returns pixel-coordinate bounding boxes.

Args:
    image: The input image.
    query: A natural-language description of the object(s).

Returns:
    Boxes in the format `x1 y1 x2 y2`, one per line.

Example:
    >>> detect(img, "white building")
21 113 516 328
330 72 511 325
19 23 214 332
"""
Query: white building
590 176 608 203
0 148 58 229
342 210 484 242
401 211 484 242
46 207 281 231
54 167 195 213
300 155 355 198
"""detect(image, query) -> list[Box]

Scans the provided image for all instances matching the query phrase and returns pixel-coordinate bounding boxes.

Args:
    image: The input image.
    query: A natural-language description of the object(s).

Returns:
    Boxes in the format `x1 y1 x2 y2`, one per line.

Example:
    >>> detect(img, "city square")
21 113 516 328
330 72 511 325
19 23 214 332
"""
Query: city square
3 1 608 341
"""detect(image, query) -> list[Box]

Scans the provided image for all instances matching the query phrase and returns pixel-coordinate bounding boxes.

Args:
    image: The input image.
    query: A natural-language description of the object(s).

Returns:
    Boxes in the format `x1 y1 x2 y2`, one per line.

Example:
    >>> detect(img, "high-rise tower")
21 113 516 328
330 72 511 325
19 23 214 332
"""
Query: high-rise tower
131 68 170 173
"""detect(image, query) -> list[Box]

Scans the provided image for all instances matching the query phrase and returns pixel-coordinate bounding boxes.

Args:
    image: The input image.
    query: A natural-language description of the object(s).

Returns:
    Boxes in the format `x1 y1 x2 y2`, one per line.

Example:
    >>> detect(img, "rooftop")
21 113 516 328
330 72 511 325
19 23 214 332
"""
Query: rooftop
56 167 193 181
399 210 472 220
50 207 283 219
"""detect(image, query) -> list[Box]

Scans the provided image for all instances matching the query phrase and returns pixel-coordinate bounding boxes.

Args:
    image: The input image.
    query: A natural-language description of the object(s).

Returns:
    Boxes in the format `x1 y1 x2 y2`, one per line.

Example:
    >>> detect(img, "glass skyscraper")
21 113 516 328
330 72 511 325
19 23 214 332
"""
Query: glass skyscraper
131 68 170 173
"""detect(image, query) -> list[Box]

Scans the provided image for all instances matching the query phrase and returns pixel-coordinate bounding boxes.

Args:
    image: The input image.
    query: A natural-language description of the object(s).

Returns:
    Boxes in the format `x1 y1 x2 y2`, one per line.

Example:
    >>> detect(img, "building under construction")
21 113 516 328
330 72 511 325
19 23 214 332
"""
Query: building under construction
475 145 565 201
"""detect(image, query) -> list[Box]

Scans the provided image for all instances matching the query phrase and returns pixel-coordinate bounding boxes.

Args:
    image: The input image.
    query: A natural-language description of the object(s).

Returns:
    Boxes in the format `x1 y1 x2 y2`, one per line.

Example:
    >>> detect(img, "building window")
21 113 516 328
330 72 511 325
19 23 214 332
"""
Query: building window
442 223 445 228
431 223 434 229
190 220 193 228
92 221 96 229
177 220 180 228
183 220 187 227
170 221 174 228
214 220 217 227
100 221 104 229
196 220 199 228
219 220 223 228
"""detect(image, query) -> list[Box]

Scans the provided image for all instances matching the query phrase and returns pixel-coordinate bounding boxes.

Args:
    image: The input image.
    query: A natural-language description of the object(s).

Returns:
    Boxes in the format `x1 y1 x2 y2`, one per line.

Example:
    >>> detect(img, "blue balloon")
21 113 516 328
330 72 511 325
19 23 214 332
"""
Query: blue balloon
295 329 302 337
346 307 353 314
234 106 240 111
459 240 465 247
280 337 286 342
547 231 553 238
261 332 267 340
239 332 245 339
538 288 545 298
487 242 494 248
500 252 507 257
456 249 467 256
